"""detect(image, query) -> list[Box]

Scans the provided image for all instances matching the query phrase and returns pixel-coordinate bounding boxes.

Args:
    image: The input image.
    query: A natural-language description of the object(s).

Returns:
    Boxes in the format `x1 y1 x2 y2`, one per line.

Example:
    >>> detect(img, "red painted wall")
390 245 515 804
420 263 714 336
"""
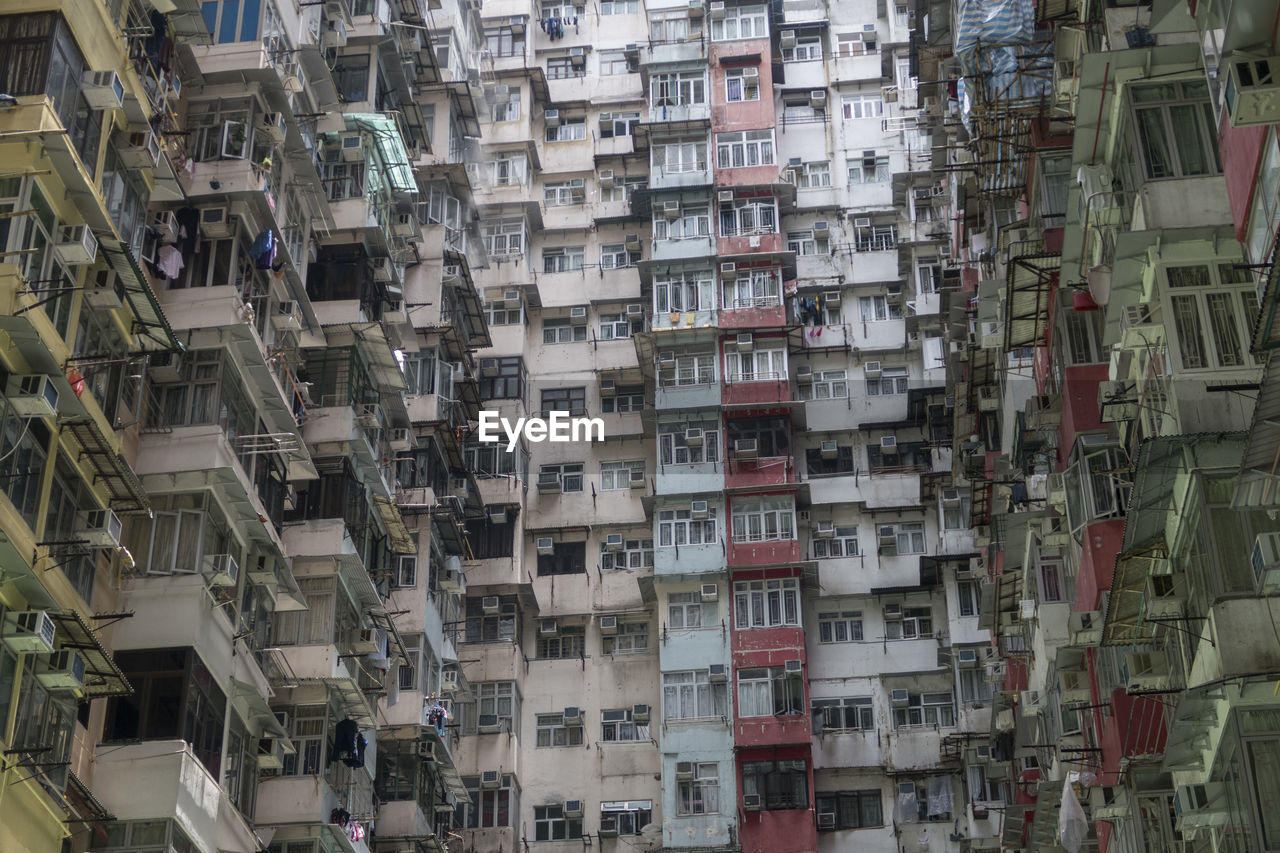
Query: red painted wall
1218 109 1269 242
728 537 801 567
719 232 783 256
725 457 797 489
1073 518 1125 611
709 39 775 131
1055 363 1109 467
723 378 791 406
736 745 817 853
720 305 788 329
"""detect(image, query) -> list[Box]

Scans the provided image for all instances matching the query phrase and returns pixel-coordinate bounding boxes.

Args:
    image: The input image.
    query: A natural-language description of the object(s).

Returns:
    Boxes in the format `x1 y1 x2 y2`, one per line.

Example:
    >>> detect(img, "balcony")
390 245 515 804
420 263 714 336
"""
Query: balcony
728 538 801 568
649 102 713 125
719 302 788 330
256 762 373 842
643 41 708 66
719 231 784 258
655 380 721 410
736 713 811 747
651 308 718 333
91 741 225 848
807 470 921 508
723 378 791 406
725 456 797 490
845 250 899 284
651 234 717 260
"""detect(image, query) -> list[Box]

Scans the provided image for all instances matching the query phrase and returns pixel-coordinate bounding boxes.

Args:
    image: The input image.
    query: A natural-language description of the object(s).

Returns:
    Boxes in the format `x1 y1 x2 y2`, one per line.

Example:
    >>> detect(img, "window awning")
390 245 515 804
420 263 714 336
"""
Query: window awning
231 679 290 739
1002 251 1060 352
372 495 416 554
48 610 132 697
367 608 411 667
346 114 417 196
61 418 150 515
98 242 180 354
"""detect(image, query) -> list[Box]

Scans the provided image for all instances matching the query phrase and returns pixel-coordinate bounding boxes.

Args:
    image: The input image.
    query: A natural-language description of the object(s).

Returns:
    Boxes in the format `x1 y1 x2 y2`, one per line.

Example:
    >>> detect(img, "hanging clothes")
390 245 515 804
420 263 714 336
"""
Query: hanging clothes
157 245 184 279
332 718 366 768
175 207 199 254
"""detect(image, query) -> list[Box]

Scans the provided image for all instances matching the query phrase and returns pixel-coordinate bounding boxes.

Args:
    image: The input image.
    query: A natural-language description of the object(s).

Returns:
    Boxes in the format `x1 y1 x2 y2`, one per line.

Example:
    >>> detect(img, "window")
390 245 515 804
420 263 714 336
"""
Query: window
663 670 728 720
545 117 587 140
484 301 524 326
719 197 778 237
599 51 631 75
476 681 519 732
650 9 692 41
782 94 824 121
659 421 721 464
842 93 884 119
490 88 521 122
968 766 1004 803
956 580 979 618
716 130 775 168
601 460 646 490
200 0 280 43
837 31 877 56
865 365 909 393
600 802 653 835
942 491 971 529
535 804 582 840
599 312 641 340
853 222 898 251
601 537 653 570
725 416 791 457
725 268 783 309
466 597 518 643
796 161 831 188
783 35 823 61
485 26 524 57
879 522 924 556
730 497 796 543
787 230 823 255
651 71 707 107
654 204 711 240
603 621 649 654
848 152 890 183
456 774 517 828
742 760 808 810
812 526 859 558
536 712 584 747
712 4 767 40
813 697 874 731
726 66 760 101
668 591 716 629
738 667 804 716
816 791 883 829
542 316 588 345
544 179 584 206
601 386 645 413
1164 262 1257 371
657 352 716 389
601 707 649 742
543 246 585 273
540 387 586 417
601 244 641 269
653 138 709 174
817 610 862 643
483 218 526 254
916 257 941 293
547 57 584 79
678 764 721 815
601 0 637 11
599 112 640 138
892 692 954 727
1125 81 1220 181
658 506 718 546
538 626 585 659
959 667 994 703
487 154 528 187
654 273 714 314
798 370 848 401
466 512 517 558
733 578 801 627
1037 557 1064 603
885 606 932 639
476 357 524 401
538 541 587 575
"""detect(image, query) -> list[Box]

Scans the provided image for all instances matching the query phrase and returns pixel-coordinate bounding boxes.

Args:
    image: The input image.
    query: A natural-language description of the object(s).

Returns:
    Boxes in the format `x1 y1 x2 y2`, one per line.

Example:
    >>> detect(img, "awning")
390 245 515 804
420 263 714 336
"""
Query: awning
346 114 417 196
48 610 132 697
1101 543 1168 646
297 676 376 726
61 419 150 514
367 608 411 668
632 117 712 151
98 242 180 353
1236 356 1280 508
1002 251 1060 352
65 770 115 826
231 679 290 739
444 248 491 349
372 495 416 554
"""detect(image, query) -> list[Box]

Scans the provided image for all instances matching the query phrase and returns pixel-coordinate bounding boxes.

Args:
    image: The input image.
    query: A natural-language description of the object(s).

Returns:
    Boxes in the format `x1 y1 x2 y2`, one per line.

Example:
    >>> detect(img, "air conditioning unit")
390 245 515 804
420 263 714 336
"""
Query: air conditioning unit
1126 651 1171 692
336 132 362 163
701 583 718 602
742 794 762 810
736 332 753 350
809 90 827 108
676 761 695 780
478 714 502 733
1254 531 1280 590
708 663 728 682
883 602 903 618
544 109 561 127
509 16 526 35
853 216 872 228
1144 573 1185 619
204 553 240 587
371 257 393 282
564 799 584 818
482 595 500 614
257 737 287 770
150 210 179 244
438 669 460 694
810 219 830 239
600 615 619 635
957 648 980 668
200 206 233 238
689 0 705 15
55 225 98 266
323 17 348 46
82 70 125 110
600 815 620 836
630 468 646 488
569 306 588 321
36 649 85 693
479 358 500 377
626 303 644 317
820 440 838 459
120 129 162 169
632 704 651 723
537 471 562 494
416 740 438 761
7 375 59 418
597 169 616 189
685 428 705 447
481 769 502 787
784 659 802 674
886 283 903 300
440 565 467 594
563 706 583 723
388 428 413 452
822 290 841 307
942 488 962 504
663 200 681 219
709 1 725 18
880 436 898 453
600 532 624 553
625 234 642 251
78 509 122 549
272 300 303 333
817 811 836 830
4 610 57 654
536 537 555 555
720 261 737 280
691 500 709 518
356 403 383 429
1225 56 1280 127
815 520 835 538
1176 783 1229 828
259 111 288 145
1068 610 1102 646
717 190 735 204
569 48 586 67
780 29 796 48
890 688 910 706
540 618 559 636
734 439 758 459
797 365 814 382
864 361 881 377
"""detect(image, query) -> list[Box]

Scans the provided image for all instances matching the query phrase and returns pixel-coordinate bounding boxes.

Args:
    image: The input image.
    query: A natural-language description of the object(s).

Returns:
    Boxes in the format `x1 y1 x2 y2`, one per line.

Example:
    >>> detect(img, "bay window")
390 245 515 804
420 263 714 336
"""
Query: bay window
678 763 720 814
657 351 717 386
719 197 778 237
737 667 804 716
725 66 760 101
716 129 775 168
657 506 717 546
653 138 708 174
725 267 782 308
742 760 808 810
663 670 728 720
655 273 714 313
733 577 800 627
813 697 873 731
651 71 706 106
711 4 767 40
725 345 786 382
659 422 721 464
1164 262 1257 371
731 498 795 543
892 692 954 728
654 205 711 239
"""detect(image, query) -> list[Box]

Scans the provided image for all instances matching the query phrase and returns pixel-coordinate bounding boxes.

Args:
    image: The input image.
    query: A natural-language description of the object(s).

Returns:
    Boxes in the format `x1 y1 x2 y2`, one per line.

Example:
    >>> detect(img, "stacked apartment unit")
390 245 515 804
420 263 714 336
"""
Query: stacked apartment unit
946 0 1280 847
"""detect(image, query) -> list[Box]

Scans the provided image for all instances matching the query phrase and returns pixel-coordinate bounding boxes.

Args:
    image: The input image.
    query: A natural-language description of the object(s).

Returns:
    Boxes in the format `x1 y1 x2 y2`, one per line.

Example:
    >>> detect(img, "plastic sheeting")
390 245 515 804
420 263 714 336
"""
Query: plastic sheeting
345 113 417 195
953 0 1053 128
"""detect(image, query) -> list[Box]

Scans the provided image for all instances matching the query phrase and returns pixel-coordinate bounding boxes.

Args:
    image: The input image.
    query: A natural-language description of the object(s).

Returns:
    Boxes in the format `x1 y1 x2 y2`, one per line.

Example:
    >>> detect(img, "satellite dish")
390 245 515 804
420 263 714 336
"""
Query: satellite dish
637 823 663 850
